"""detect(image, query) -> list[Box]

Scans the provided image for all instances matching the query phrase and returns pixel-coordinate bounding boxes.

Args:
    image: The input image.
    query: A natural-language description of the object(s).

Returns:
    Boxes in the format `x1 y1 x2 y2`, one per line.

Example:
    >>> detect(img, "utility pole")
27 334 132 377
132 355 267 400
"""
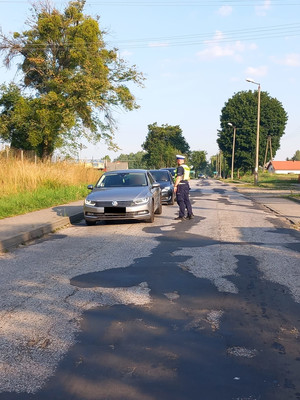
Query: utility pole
219 151 222 178
264 135 273 169
228 123 237 180
246 78 261 185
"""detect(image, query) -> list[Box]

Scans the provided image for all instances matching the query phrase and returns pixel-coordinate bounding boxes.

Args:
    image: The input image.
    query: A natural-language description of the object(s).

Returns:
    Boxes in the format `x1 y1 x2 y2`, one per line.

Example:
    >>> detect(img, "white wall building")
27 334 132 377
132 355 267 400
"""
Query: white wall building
267 161 300 174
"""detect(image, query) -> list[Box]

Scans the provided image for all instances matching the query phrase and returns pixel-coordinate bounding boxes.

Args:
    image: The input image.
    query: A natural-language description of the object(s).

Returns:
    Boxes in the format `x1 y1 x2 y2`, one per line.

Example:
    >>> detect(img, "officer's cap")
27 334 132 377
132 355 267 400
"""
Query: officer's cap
176 154 185 160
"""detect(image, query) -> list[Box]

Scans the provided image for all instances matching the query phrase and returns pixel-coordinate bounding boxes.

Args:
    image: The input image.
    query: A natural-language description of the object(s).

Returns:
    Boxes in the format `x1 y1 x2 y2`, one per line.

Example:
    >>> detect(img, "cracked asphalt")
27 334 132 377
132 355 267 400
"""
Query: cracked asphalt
0 179 299 400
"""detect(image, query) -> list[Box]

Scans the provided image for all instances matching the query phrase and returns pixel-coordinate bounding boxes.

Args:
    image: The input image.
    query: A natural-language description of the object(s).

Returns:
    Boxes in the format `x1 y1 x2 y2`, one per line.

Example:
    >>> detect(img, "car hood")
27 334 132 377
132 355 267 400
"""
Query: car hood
86 187 151 201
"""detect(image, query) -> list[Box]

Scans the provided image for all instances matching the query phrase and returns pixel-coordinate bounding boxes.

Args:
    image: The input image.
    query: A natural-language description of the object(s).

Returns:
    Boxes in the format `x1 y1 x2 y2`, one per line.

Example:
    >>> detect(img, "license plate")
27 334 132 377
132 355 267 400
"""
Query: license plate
104 207 126 214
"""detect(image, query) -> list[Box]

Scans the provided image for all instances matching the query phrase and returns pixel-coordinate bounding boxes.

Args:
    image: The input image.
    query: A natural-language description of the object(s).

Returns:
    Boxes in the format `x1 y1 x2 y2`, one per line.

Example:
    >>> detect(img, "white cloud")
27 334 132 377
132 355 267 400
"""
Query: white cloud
120 50 133 58
249 43 258 51
255 0 271 16
217 5 233 17
245 65 268 78
196 31 256 62
272 53 300 67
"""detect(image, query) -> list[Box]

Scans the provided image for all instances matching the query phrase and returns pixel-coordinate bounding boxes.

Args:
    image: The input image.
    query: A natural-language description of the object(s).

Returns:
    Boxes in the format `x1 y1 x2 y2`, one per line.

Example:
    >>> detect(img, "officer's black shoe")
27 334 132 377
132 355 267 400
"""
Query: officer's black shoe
188 214 195 220
174 216 187 221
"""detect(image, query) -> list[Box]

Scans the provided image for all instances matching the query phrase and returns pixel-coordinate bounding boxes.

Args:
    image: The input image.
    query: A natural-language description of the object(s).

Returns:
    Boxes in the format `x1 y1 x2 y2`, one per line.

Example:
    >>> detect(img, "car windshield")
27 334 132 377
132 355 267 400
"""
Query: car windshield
96 172 147 188
150 170 170 182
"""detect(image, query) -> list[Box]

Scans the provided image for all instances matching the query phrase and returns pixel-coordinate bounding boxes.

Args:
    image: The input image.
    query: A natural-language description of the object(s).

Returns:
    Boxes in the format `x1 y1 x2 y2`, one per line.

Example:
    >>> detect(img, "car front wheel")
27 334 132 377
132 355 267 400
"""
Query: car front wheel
155 197 162 214
146 201 155 223
168 193 175 205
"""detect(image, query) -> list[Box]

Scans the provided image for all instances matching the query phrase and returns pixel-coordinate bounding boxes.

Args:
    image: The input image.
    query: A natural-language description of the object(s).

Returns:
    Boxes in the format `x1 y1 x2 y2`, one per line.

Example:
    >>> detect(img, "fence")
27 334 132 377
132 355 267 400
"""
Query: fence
0 147 38 162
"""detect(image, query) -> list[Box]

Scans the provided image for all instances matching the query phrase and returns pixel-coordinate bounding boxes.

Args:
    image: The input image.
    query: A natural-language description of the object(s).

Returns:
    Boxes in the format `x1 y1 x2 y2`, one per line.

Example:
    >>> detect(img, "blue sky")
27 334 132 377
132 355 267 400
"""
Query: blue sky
0 0 299 162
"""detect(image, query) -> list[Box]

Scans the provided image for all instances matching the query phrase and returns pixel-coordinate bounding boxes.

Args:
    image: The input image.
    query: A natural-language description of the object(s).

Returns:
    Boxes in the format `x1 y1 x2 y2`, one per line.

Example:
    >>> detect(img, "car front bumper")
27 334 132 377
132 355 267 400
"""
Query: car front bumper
84 203 152 221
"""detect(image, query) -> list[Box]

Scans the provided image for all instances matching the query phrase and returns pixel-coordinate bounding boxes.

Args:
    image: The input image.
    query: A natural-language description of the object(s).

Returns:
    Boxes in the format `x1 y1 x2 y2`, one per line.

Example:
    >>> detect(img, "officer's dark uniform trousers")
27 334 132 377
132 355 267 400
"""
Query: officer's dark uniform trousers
176 181 193 218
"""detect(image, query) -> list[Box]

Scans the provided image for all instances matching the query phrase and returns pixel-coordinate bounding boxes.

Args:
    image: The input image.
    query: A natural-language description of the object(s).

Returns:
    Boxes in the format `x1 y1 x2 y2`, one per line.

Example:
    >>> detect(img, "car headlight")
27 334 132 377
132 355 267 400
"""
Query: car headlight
85 199 96 206
162 186 171 192
134 197 150 205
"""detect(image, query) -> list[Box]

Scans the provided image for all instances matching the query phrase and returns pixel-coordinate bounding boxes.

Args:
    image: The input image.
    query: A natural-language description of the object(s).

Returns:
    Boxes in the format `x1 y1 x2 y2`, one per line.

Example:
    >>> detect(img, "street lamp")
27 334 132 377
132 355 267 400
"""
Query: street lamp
228 122 236 180
246 78 261 185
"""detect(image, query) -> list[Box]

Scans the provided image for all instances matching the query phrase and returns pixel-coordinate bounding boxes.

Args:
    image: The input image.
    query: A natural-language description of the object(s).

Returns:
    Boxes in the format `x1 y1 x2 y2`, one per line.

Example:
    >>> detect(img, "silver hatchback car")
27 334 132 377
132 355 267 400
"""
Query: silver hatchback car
84 169 162 225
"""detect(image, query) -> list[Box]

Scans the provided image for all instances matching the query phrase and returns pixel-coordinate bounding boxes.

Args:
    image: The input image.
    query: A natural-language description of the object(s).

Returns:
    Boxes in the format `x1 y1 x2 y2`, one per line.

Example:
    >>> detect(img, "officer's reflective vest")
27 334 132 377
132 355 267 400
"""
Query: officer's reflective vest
175 164 190 181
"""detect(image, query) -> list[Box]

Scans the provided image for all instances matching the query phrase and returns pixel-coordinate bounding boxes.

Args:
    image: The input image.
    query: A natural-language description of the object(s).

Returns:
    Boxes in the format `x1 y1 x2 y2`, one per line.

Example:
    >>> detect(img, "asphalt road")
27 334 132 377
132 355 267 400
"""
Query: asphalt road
0 180 299 400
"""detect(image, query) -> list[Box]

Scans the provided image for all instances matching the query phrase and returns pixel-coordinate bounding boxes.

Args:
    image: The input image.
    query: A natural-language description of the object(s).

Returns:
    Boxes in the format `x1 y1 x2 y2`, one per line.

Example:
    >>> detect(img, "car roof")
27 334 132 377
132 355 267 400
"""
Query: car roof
150 169 169 171
105 169 148 174
150 169 171 174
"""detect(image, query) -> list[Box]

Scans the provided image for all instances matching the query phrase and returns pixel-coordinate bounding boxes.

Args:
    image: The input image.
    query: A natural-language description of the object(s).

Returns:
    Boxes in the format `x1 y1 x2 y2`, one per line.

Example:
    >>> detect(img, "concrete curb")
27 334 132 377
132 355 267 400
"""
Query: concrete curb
254 201 299 227
0 211 83 253
234 188 300 229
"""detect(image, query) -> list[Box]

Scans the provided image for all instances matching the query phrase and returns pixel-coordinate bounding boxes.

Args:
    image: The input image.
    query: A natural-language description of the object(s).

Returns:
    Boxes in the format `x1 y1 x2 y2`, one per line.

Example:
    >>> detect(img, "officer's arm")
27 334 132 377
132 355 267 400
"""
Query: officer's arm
174 175 182 192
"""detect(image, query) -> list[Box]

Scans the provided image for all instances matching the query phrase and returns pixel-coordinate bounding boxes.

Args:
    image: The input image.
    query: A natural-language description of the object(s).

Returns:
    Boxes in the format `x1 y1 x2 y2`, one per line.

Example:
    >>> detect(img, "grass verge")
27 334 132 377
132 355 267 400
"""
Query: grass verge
227 173 300 189
0 159 101 219
0 184 89 220
224 173 300 203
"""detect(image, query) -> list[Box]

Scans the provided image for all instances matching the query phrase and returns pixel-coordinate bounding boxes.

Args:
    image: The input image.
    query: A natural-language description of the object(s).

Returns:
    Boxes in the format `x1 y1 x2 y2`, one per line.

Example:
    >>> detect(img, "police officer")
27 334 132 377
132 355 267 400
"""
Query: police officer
174 155 194 221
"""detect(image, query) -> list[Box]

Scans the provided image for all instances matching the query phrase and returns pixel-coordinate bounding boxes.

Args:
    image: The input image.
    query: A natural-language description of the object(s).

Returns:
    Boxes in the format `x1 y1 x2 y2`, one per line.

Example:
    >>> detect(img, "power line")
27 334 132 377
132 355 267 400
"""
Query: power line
110 23 300 48
87 1 300 5
115 23 300 43
0 0 300 4
6 23 300 50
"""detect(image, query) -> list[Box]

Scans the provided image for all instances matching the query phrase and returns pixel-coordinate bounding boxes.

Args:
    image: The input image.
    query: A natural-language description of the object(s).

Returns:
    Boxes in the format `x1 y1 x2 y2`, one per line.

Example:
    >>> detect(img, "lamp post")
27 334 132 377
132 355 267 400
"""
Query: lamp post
246 78 261 185
228 122 236 180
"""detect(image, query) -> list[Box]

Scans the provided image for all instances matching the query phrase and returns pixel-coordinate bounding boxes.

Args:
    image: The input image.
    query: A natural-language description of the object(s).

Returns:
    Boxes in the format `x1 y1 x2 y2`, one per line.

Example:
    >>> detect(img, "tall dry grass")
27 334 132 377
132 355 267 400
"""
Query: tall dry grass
0 159 101 198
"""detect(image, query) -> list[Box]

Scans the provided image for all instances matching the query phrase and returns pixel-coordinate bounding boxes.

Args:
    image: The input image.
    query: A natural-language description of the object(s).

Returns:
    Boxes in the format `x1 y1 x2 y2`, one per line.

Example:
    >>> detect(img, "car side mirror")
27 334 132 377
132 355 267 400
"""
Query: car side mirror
152 182 160 188
87 184 94 190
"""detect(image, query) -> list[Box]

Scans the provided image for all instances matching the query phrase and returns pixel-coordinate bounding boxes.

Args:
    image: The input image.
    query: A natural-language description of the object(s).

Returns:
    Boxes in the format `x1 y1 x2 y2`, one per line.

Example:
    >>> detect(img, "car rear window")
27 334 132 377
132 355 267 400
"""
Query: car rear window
150 170 170 182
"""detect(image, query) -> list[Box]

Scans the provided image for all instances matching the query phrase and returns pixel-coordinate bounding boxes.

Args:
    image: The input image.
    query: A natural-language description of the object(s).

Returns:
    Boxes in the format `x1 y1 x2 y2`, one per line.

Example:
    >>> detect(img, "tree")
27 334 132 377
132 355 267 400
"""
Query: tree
103 155 111 162
291 150 300 161
217 90 288 174
142 123 190 168
0 0 144 158
189 150 207 175
209 155 218 177
114 151 147 169
0 83 35 150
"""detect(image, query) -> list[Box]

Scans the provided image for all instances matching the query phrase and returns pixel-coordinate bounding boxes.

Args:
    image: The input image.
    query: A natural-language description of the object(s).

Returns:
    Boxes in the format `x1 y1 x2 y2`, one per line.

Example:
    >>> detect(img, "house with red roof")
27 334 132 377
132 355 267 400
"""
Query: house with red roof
266 160 300 174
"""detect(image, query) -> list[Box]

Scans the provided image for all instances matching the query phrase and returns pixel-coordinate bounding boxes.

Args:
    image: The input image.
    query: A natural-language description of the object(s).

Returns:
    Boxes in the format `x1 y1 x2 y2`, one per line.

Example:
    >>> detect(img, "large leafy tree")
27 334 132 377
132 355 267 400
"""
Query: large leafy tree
142 123 190 168
0 0 144 158
217 90 288 174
